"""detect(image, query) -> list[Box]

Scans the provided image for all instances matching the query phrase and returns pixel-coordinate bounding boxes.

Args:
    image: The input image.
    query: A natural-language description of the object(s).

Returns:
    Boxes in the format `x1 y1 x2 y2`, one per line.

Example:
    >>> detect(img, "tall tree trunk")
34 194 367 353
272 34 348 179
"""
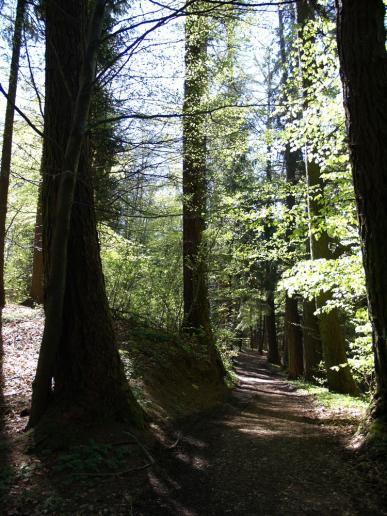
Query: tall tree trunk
302 298 322 380
0 0 26 308
260 313 266 354
308 160 358 393
266 287 280 364
28 0 142 430
286 295 303 378
278 2 321 376
278 8 304 376
297 0 357 394
182 7 211 338
29 193 44 304
335 0 387 419
283 133 304 378
182 6 224 378
262 59 280 366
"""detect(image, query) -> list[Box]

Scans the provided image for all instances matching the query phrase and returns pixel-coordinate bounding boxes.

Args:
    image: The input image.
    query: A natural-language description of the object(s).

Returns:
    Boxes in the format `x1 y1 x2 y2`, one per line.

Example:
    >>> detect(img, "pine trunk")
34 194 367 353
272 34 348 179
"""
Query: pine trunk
278 8 304 375
28 0 142 430
336 0 387 417
260 315 266 354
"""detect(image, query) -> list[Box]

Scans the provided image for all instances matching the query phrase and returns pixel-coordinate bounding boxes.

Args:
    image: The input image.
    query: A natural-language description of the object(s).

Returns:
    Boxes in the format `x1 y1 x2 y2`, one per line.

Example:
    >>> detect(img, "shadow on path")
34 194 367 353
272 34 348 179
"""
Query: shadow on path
136 350 386 515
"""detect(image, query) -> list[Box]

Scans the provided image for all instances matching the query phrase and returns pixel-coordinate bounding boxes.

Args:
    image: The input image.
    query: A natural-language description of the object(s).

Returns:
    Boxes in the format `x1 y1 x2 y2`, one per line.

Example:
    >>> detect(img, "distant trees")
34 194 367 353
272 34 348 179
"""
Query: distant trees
335 0 387 422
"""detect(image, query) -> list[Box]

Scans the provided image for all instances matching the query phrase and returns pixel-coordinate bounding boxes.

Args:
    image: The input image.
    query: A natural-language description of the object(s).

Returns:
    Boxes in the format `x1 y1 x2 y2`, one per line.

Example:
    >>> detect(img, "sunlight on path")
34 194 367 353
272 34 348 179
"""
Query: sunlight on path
138 349 385 516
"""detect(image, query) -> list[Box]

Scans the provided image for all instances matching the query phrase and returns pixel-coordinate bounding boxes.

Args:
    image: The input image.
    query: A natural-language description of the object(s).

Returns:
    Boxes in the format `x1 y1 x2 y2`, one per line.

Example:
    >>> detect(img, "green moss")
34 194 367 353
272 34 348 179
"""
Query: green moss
290 378 369 413
365 418 387 442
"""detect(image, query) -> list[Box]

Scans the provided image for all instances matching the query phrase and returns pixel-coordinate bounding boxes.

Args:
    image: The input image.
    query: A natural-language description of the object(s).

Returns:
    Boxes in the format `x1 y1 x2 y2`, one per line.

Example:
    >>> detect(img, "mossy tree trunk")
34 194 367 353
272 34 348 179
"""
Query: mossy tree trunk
182 5 224 377
182 6 210 339
336 0 387 418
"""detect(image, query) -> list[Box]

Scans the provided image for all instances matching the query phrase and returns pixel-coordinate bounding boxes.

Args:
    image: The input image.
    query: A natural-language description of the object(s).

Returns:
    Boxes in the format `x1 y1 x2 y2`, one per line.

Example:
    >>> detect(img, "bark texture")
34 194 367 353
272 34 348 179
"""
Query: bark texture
336 0 387 417
29 196 44 304
29 0 142 429
0 0 26 307
286 295 303 378
265 288 280 365
283 139 303 377
302 299 322 380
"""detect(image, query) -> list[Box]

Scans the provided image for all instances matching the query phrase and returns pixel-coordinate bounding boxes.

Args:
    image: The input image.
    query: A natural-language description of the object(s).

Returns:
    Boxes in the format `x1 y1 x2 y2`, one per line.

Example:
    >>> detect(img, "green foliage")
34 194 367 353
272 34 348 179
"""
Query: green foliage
280 255 366 313
4 123 40 302
348 309 374 391
99 192 183 330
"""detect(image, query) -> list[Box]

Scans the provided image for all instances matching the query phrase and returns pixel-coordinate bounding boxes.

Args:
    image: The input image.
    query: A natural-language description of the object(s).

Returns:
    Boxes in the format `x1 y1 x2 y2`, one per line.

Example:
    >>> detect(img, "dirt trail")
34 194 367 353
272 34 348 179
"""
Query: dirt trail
137 350 386 515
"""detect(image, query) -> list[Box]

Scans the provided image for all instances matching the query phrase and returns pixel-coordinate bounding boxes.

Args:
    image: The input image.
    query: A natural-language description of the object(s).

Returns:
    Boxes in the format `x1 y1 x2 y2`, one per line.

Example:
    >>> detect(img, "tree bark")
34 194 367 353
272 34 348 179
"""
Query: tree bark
302 298 322 380
29 192 44 304
266 287 280 364
283 133 304 377
309 162 358 393
0 0 26 308
286 295 303 378
28 0 142 429
278 7 304 376
335 0 387 418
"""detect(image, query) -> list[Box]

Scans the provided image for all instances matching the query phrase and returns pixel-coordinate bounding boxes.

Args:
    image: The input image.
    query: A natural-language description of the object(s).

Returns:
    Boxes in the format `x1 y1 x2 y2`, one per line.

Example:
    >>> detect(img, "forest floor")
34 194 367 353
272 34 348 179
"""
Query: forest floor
1 306 387 514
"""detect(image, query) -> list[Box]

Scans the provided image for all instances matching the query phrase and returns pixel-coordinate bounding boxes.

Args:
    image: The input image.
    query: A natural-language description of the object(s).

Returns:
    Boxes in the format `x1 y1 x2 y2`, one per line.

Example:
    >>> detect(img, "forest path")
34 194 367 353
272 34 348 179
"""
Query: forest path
137 350 385 515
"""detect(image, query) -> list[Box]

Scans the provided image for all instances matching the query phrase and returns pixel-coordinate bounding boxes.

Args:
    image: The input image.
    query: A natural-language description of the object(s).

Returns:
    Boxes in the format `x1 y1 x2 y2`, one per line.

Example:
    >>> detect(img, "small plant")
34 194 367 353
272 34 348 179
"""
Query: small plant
16 461 39 480
53 440 134 480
